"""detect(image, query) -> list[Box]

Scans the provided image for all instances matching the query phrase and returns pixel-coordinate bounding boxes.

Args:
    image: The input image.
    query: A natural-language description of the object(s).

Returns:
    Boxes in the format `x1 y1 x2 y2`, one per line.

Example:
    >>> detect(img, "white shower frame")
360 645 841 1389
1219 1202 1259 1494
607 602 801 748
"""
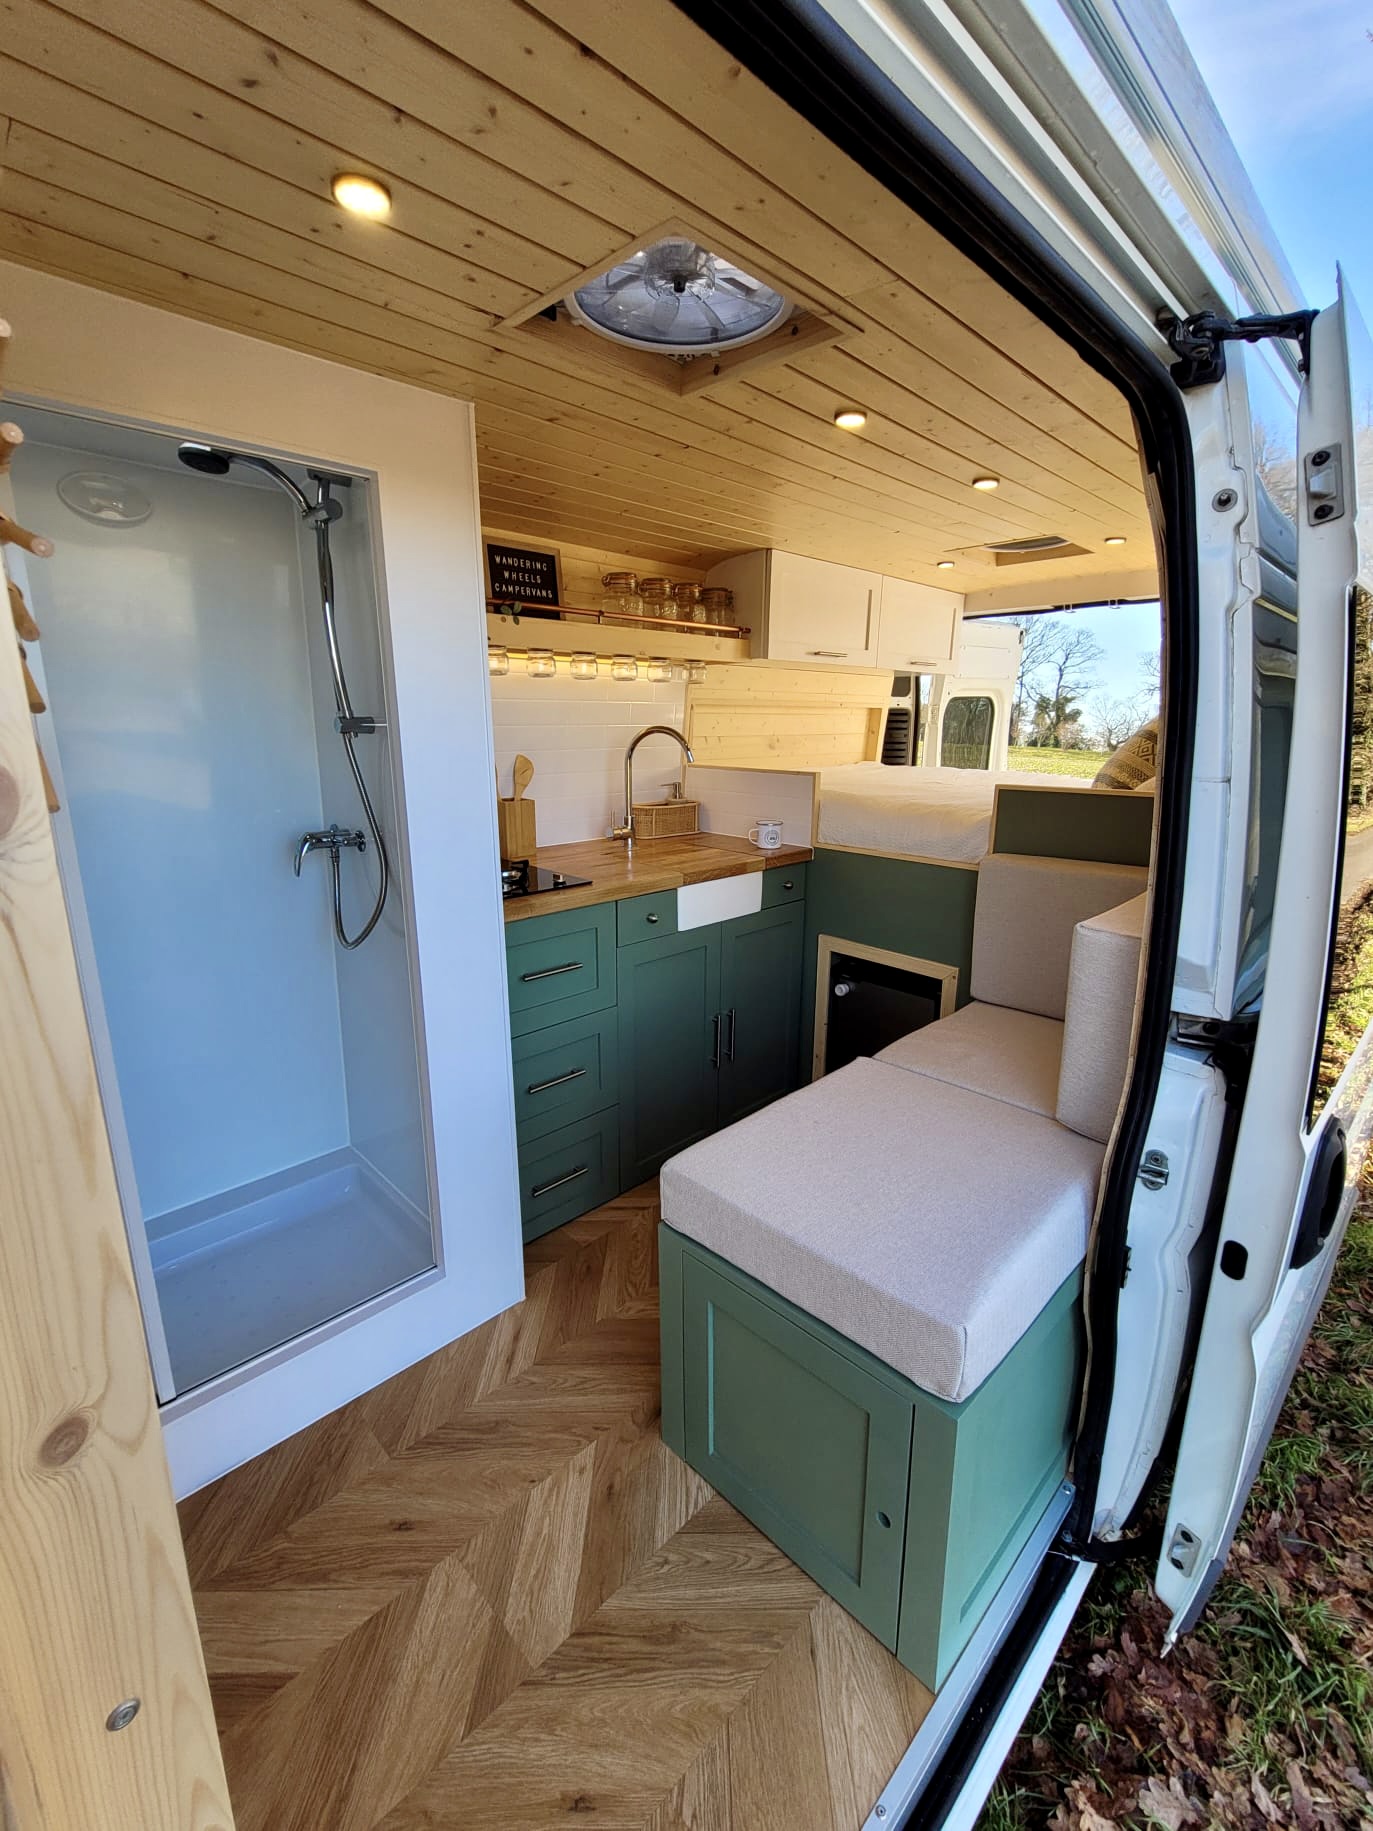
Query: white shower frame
1 261 526 1496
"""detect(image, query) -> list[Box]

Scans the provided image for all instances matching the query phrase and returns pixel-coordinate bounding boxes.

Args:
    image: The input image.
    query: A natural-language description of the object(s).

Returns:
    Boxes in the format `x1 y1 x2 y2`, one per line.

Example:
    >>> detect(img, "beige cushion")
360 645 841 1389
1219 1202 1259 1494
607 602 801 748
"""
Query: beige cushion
661 1058 1103 1403
876 1003 1063 1119
1093 717 1159 790
1057 894 1147 1143
971 854 1148 1020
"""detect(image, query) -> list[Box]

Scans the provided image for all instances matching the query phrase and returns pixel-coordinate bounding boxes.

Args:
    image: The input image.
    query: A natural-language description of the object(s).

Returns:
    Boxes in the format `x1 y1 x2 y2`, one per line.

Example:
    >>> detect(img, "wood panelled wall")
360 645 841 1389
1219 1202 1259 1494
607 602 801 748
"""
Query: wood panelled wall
0 0 1154 599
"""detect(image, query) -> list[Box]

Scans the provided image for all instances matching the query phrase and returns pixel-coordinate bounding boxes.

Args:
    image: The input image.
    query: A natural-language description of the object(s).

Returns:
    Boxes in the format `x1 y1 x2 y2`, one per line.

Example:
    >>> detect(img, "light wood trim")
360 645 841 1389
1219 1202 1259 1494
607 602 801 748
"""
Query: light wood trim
486 611 748 664
811 933 959 1079
0 550 233 1825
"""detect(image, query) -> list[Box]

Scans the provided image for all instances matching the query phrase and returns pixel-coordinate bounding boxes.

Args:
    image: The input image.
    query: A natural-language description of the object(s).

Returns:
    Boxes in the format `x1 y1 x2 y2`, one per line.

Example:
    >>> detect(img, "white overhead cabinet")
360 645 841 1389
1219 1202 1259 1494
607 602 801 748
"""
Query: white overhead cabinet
875 576 959 671
708 549 881 666
707 549 961 672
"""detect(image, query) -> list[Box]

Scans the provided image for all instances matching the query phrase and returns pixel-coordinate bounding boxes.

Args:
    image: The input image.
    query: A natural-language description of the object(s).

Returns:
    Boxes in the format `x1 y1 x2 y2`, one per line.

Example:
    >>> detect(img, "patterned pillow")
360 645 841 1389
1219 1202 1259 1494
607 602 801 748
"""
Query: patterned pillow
1094 716 1159 791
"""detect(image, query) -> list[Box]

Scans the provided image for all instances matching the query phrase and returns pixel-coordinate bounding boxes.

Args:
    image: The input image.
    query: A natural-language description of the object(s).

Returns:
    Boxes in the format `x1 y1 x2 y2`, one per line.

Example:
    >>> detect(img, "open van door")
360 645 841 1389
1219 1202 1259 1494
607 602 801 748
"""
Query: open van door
1155 277 1373 1636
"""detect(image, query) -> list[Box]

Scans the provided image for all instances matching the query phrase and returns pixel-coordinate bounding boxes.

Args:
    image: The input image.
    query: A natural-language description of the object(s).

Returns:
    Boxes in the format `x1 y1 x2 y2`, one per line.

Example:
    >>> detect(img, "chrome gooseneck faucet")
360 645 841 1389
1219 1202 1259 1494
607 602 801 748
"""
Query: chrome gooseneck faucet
612 725 694 849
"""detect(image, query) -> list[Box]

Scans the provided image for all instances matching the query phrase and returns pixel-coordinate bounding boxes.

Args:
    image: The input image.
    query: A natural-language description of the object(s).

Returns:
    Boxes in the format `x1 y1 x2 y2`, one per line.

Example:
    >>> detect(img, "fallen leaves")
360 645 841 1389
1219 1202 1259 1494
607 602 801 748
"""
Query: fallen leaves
984 1199 1373 1831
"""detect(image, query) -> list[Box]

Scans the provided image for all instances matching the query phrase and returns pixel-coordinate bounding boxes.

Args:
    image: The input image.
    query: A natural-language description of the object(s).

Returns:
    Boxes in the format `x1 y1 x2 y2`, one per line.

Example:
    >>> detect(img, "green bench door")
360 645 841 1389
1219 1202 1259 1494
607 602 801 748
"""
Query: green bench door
718 902 804 1127
681 1250 912 1649
618 925 722 1186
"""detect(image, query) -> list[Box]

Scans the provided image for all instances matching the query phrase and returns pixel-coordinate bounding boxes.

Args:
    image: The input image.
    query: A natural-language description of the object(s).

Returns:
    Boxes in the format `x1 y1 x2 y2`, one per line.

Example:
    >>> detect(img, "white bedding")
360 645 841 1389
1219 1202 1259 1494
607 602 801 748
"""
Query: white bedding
816 763 1081 863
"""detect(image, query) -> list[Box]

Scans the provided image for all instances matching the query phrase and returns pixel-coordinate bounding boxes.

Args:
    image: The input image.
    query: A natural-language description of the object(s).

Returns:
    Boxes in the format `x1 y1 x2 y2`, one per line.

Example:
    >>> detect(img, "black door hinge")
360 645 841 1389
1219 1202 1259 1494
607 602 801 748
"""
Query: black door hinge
1158 307 1318 390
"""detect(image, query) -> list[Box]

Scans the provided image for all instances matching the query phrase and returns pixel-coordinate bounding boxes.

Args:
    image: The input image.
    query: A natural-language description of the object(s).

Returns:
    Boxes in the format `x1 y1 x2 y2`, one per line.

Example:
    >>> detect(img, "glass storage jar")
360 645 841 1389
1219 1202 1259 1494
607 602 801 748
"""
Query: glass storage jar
601 571 642 626
610 654 639 682
698 585 734 625
487 645 510 676
525 648 556 678
569 651 598 680
673 581 705 622
646 657 673 683
639 576 675 620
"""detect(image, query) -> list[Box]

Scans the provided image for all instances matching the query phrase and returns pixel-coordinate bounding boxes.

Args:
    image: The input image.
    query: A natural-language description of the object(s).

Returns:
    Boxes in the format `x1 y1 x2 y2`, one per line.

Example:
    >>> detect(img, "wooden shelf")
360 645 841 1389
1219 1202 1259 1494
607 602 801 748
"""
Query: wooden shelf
485 611 751 664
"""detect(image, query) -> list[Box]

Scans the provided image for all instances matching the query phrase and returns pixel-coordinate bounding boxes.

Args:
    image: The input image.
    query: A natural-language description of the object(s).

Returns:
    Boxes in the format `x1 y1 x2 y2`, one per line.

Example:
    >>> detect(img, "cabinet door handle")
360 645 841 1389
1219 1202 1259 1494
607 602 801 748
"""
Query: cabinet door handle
807 649 847 658
864 586 874 649
521 960 584 983
526 1066 588 1096
530 1164 589 1199
782 879 794 890
710 1013 723 1070
646 913 659 924
724 1008 737 1062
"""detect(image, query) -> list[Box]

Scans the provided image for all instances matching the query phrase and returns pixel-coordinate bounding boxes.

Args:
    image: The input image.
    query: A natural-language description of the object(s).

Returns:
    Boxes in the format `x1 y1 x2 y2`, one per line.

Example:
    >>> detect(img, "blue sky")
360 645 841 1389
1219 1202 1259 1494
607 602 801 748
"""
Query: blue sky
1023 6 1368 720
1167 0 1373 310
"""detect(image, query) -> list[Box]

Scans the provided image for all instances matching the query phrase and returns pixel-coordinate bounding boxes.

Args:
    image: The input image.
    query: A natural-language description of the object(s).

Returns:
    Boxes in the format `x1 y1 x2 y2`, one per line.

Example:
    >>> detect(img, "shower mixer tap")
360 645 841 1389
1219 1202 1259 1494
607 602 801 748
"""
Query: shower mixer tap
294 825 367 877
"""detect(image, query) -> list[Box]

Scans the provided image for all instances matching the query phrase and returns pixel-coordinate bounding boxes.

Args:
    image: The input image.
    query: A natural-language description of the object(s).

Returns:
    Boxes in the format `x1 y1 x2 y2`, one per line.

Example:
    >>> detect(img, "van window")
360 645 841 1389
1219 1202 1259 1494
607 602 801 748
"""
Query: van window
1234 346 1301 1014
941 695 995 768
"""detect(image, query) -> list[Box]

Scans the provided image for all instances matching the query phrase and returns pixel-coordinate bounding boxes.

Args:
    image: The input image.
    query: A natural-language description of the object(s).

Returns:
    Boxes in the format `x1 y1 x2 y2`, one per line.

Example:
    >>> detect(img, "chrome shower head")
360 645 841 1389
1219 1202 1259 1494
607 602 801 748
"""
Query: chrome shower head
176 440 316 519
177 441 233 476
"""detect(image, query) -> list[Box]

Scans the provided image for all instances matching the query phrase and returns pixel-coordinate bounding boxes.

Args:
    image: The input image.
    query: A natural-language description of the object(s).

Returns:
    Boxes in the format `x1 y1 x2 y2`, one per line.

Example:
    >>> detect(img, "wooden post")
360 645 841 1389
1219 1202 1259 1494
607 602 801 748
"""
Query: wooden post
0 551 234 1824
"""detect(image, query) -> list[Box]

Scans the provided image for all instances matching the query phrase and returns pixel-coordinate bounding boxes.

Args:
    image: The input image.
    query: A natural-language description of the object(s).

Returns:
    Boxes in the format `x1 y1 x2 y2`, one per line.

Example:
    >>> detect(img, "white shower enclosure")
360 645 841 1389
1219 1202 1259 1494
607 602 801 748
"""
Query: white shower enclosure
14 408 437 1401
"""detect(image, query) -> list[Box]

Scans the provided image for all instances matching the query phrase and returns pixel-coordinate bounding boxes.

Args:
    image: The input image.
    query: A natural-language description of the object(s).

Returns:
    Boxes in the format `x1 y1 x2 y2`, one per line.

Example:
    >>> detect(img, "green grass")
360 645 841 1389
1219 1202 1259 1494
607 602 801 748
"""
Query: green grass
975 819 1373 1827
1006 745 1109 779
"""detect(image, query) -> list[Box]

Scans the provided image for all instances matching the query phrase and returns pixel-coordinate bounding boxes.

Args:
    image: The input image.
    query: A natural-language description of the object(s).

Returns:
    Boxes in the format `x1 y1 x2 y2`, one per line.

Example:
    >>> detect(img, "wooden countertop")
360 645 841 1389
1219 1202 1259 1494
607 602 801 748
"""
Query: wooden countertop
502 833 813 922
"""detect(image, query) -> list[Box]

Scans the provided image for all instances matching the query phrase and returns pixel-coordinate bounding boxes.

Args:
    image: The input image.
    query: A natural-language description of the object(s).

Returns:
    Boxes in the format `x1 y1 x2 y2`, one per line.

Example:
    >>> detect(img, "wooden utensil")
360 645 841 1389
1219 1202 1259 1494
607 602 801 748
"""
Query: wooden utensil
498 754 537 857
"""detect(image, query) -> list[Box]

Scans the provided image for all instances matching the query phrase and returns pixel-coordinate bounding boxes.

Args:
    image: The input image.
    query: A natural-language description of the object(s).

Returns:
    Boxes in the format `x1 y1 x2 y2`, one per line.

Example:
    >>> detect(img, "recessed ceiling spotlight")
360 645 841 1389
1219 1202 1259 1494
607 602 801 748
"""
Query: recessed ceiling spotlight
834 408 867 431
332 174 392 219
971 475 1000 491
936 560 955 570
1104 534 1127 546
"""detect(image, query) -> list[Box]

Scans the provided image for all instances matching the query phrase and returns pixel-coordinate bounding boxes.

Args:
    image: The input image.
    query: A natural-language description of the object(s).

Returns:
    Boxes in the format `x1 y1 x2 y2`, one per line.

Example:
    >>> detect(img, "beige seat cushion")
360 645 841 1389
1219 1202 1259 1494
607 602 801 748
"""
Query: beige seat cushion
661 1058 1103 1403
1057 893 1147 1143
875 1002 1063 1119
971 854 1148 1020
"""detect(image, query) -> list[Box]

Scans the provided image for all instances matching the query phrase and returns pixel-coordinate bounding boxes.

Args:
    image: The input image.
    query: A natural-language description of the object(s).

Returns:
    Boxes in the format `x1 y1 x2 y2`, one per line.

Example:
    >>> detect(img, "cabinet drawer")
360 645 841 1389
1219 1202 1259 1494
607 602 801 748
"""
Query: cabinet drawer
506 902 616 1038
617 890 678 946
517 1108 619 1242
512 1008 617 1136
761 863 807 907
680 1243 911 1648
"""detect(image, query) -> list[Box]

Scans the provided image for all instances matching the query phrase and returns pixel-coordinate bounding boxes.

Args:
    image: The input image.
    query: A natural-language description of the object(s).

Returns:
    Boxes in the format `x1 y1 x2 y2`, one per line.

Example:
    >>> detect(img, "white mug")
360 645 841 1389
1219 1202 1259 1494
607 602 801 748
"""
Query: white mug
749 818 784 850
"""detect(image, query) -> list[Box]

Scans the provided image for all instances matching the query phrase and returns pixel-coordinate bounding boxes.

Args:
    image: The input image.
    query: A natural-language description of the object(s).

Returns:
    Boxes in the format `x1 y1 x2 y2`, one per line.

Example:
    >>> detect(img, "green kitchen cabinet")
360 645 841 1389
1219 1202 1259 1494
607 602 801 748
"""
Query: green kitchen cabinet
508 873 808 1227
718 903 804 1127
617 924 723 1187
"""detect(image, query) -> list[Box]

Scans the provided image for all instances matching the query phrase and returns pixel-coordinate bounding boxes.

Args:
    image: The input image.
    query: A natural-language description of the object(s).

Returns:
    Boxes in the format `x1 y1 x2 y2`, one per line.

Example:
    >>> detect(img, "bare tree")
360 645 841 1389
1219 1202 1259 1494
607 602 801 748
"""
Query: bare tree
1002 615 1102 744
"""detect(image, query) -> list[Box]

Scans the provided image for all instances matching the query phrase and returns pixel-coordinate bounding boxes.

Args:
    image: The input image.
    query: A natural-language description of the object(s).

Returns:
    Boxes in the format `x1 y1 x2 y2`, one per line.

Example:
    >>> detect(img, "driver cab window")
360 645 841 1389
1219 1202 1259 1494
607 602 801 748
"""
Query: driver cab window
941 695 996 769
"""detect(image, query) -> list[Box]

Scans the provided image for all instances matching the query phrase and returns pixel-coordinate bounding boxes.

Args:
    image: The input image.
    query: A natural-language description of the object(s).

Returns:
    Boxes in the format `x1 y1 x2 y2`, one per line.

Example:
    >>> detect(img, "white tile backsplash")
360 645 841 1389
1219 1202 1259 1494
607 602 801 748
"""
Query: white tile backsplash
490 672 688 846
686 767 816 848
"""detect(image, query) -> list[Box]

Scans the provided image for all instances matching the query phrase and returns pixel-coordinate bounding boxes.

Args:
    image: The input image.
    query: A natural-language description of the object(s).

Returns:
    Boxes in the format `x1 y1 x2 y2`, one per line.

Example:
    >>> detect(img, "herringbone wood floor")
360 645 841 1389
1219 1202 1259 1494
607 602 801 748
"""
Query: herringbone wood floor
180 1182 932 1829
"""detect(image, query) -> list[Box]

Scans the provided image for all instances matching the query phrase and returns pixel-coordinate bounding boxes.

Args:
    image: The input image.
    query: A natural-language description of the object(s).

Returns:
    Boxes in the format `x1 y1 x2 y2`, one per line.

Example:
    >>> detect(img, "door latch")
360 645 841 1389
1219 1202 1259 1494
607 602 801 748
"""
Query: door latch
1304 444 1346 526
1138 1149 1170 1191
1165 1522 1201 1576
1159 307 1318 389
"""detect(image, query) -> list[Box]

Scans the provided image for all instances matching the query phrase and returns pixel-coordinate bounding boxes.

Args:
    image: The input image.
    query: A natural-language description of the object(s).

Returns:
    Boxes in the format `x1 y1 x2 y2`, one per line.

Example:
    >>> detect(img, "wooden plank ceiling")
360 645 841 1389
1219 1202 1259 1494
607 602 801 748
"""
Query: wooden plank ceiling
0 0 1157 602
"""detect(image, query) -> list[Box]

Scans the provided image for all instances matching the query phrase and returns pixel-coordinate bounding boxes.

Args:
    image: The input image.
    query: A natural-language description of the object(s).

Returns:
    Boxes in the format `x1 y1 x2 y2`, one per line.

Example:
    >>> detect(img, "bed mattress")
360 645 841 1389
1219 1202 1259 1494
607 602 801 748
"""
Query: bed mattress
815 763 1077 863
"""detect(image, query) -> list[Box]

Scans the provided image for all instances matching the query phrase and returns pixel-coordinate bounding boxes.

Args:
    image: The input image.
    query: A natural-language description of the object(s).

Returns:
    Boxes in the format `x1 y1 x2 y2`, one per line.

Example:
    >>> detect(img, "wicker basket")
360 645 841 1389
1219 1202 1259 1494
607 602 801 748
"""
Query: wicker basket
632 798 700 838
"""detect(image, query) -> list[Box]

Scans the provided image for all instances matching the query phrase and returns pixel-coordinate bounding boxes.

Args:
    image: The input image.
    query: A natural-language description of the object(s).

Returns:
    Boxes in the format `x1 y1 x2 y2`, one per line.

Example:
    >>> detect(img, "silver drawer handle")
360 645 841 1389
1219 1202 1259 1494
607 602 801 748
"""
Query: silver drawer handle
646 913 659 924
807 649 847 657
782 880 794 890
526 1066 588 1096
530 1164 589 1199
521 960 584 983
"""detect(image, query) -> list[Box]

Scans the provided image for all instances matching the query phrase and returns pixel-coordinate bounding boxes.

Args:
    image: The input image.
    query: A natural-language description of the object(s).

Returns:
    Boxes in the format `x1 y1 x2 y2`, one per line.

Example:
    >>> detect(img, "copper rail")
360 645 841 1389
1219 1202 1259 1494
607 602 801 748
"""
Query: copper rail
486 598 750 638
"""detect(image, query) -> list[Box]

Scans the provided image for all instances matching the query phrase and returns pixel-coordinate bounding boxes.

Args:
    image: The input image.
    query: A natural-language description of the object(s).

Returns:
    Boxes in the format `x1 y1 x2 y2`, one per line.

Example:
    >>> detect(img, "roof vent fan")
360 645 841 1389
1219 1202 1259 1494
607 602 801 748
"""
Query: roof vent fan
565 237 791 356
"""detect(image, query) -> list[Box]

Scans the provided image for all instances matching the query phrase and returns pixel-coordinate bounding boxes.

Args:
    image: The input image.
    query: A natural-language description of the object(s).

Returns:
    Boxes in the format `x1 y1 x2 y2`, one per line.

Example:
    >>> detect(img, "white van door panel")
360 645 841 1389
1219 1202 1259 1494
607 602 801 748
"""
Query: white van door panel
1090 1045 1228 1536
1156 283 1372 1636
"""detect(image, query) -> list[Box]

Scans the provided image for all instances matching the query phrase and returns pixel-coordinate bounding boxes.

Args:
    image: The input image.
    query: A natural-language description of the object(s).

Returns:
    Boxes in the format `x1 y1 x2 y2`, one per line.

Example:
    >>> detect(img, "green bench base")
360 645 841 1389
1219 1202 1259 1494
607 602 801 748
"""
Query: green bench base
658 1223 1080 1691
